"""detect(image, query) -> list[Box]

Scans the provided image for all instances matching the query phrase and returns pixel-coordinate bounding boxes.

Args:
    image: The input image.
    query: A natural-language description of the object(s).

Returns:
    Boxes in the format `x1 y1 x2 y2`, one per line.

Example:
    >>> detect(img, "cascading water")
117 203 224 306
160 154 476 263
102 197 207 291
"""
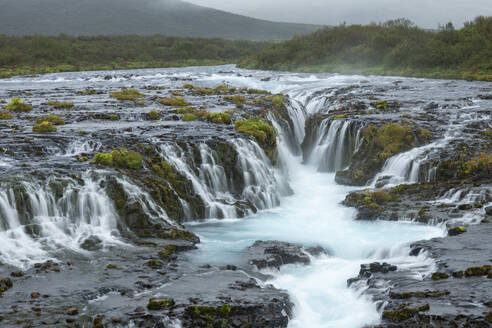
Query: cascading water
306 119 364 172
185 73 446 328
0 174 123 268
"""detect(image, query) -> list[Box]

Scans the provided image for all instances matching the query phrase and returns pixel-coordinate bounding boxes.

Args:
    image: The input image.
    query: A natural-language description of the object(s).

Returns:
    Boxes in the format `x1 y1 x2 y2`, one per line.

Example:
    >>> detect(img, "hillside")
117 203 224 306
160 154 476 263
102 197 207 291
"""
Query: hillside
240 17 492 81
0 0 320 40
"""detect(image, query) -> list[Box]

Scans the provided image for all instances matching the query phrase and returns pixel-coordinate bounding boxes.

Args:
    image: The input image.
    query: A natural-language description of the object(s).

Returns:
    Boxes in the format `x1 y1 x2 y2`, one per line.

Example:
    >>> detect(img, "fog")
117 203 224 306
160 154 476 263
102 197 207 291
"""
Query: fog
186 0 492 27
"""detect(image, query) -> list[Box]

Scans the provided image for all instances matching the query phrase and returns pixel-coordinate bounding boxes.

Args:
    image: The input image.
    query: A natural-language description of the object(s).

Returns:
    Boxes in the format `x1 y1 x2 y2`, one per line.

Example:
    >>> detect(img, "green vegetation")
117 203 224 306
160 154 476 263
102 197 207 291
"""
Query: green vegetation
235 118 276 159
208 112 231 124
149 110 160 120
336 123 432 185
382 303 430 322
147 298 175 310
0 35 268 78
158 244 177 260
345 189 398 212
35 115 65 125
92 149 143 169
182 113 197 122
6 98 32 112
224 95 246 109
0 111 12 119
240 17 492 81
33 121 57 133
44 100 74 108
110 89 144 102
160 97 189 107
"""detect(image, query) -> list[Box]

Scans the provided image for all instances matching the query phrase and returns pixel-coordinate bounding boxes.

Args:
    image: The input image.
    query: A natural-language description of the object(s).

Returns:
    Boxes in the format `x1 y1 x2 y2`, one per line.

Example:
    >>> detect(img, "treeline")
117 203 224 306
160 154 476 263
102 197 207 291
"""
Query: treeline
239 16 492 81
0 35 268 78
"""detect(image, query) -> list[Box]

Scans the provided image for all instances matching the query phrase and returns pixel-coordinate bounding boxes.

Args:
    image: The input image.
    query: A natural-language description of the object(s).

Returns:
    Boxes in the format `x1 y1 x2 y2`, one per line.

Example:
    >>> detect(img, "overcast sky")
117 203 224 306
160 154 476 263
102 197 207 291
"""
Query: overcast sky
186 0 491 27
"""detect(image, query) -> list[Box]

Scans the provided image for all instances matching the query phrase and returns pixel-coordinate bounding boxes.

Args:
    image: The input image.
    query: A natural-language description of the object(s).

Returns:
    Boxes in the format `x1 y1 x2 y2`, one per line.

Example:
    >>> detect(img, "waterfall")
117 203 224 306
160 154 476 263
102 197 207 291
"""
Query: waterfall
306 119 364 172
0 174 122 268
370 133 454 187
158 139 289 220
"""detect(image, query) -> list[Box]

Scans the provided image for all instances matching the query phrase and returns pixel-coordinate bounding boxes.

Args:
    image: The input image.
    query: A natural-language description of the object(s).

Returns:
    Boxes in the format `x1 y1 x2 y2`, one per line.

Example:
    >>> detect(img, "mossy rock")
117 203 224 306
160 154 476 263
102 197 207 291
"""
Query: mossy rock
0 111 12 120
33 121 57 133
44 100 74 108
36 115 65 125
465 265 491 277
146 259 163 268
149 110 160 120
382 303 430 322
234 118 276 160
431 272 450 280
448 226 467 236
110 89 144 102
207 112 231 124
147 297 175 310
92 149 143 170
160 97 189 107
6 98 32 112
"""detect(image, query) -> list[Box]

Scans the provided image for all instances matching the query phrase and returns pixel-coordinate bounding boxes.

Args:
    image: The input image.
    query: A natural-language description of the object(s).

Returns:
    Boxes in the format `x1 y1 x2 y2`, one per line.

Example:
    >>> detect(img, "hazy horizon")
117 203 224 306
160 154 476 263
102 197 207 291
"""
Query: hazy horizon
186 0 492 27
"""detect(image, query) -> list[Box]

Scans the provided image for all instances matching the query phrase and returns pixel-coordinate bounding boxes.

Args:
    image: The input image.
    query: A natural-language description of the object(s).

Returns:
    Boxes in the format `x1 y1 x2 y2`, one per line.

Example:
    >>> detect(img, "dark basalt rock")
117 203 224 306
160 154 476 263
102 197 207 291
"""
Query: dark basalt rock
485 205 492 215
80 235 103 251
304 245 331 257
245 240 310 270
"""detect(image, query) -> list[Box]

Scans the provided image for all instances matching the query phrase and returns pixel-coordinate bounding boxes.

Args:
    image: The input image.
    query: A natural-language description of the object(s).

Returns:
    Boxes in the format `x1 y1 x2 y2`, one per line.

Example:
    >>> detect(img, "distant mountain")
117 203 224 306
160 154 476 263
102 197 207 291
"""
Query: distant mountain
0 0 321 40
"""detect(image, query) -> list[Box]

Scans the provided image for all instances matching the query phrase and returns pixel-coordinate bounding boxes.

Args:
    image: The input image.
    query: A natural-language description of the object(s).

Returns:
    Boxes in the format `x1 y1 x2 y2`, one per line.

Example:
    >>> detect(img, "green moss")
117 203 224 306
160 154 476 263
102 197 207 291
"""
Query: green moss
158 244 177 260
208 112 231 124
182 113 197 121
464 265 491 277
147 297 175 310
149 110 160 120
431 272 450 280
333 113 348 120
224 95 246 109
35 115 65 125
382 303 430 322
271 94 285 110
235 119 276 147
0 111 12 119
160 97 190 107
106 264 118 269
6 98 32 112
374 100 388 110
146 260 163 268
110 89 144 102
33 121 57 133
247 88 270 95
92 149 143 169
109 114 119 121
44 100 74 108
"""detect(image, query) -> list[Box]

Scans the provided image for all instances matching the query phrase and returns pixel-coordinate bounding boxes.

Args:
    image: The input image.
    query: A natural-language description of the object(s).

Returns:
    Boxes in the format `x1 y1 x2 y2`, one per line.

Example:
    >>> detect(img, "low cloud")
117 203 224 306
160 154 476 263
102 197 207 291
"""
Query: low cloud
186 0 491 27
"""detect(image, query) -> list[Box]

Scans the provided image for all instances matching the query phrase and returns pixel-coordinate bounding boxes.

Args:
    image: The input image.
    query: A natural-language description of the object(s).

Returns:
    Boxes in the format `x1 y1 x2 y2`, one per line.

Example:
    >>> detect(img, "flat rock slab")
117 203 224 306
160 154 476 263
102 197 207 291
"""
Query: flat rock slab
244 240 310 270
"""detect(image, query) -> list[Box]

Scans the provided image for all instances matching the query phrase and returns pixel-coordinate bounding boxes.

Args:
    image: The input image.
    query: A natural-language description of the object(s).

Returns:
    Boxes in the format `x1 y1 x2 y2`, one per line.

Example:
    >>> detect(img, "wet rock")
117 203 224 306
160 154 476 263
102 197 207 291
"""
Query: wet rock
423 102 439 110
359 262 397 277
80 235 103 251
10 270 24 277
245 240 310 269
0 277 13 292
485 205 492 215
66 307 78 315
448 226 467 236
304 245 330 256
31 292 40 299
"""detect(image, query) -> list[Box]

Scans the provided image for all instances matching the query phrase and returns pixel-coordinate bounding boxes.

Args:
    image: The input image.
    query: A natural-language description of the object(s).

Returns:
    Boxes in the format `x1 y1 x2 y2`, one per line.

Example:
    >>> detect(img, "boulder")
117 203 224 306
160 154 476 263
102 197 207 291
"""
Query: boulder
244 240 310 270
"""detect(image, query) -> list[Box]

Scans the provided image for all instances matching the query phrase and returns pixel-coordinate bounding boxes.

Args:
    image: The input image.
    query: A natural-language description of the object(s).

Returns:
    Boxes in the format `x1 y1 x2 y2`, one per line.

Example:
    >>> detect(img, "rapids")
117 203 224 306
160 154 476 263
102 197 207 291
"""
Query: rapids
1 65 490 327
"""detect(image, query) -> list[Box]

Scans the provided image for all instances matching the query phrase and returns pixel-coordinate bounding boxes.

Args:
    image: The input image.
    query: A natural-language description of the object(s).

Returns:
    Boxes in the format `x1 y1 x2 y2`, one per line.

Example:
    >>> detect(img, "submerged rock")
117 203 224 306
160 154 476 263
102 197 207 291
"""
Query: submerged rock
80 235 103 251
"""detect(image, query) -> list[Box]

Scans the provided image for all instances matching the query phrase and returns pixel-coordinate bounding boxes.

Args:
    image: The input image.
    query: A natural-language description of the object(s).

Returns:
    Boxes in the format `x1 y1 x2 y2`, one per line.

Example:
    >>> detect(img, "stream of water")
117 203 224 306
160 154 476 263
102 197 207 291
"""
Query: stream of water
2 66 483 327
